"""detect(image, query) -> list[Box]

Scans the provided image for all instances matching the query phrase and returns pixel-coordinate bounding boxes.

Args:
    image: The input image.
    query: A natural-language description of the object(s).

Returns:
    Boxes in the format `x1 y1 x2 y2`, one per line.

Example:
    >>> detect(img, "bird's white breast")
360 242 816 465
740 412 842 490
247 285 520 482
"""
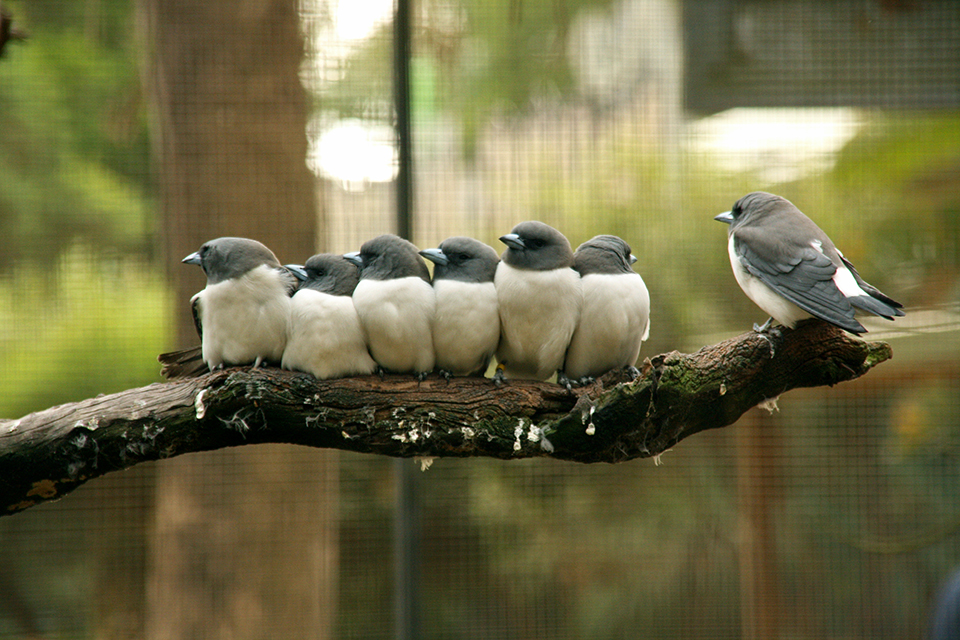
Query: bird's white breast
563 272 650 380
352 277 436 373
728 235 810 328
495 263 582 380
195 264 291 368
433 279 500 375
282 289 376 379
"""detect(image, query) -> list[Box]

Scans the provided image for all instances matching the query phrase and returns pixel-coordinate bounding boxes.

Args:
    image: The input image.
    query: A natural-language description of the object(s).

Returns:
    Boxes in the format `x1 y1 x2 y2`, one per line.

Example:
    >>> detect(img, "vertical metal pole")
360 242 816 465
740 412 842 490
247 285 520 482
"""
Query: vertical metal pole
394 0 413 242
393 0 420 638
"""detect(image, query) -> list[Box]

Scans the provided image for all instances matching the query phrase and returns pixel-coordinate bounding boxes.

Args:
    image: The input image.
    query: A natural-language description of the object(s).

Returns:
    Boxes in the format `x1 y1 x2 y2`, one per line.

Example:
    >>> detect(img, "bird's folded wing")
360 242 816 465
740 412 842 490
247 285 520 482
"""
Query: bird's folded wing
734 232 863 333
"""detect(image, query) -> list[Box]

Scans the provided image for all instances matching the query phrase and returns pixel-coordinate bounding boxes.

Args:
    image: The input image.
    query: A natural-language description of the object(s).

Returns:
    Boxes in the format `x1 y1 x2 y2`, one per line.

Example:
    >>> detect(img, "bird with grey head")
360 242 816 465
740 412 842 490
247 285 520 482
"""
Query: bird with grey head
344 234 436 379
419 236 501 378
171 237 297 373
494 221 582 383
562 235 650 384
715 191 904 334
281 253 377 380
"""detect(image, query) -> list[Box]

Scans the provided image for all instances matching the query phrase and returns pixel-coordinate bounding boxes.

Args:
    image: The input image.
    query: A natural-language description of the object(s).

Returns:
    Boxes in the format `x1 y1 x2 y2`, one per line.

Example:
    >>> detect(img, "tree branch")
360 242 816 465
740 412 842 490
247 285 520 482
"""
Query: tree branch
0 320 891 516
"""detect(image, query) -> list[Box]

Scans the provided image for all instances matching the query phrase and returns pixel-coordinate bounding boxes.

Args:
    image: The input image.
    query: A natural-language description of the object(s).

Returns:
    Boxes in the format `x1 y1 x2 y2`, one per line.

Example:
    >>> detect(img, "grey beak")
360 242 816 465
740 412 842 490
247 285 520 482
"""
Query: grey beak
285 264 308 281
714 211 734 225
499 233 526 251
182 251 202 265
343 251 363 268
629 254 638 264
418 248 449 266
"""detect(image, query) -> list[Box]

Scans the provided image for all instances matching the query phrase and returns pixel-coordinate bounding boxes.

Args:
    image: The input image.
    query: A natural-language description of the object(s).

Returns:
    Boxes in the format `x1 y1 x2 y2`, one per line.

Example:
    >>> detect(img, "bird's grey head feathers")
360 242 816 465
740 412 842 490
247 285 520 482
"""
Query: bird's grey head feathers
290 254 361 296
420 236 500 283
183 237 283 285
499 221 574 271
573 235 637 276
717 192 840 255
347 234 431 283
716 192 797 230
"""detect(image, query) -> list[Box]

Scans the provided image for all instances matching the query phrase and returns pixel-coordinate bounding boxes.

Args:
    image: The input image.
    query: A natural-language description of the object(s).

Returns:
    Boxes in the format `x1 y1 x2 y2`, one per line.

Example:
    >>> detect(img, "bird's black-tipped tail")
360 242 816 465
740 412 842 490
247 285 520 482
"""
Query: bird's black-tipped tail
840 255 906 320
158 346 208 379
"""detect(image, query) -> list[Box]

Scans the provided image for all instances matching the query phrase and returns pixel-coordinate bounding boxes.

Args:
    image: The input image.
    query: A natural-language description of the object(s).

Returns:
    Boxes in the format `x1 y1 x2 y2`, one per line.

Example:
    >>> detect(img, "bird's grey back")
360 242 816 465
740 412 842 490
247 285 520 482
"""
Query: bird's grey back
501 221 574 271
731 192 837 252
574 235 635 276
359 234 432 283
198 237 283 284
301 253 361 296
435 236 500 283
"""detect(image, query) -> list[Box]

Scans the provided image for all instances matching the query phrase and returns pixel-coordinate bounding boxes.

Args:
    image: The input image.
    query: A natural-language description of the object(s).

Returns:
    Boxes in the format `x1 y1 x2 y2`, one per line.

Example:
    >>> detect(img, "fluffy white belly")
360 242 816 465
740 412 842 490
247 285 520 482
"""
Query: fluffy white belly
563 272 650 379
282 289 376 379
495 263 582 380
196 265 291 368
353 277 436 373
433 279 500 375
728 236 810 328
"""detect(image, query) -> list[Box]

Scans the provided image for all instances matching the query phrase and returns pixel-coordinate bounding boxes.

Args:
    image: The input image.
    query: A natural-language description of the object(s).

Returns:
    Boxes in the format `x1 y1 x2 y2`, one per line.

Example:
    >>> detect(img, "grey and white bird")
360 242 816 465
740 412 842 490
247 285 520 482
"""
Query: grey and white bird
179 237 297 370
345 234 436 378
419 236 501 377
715 192 904 334
281 253 377 380
494 221 582 381
562 235 650 382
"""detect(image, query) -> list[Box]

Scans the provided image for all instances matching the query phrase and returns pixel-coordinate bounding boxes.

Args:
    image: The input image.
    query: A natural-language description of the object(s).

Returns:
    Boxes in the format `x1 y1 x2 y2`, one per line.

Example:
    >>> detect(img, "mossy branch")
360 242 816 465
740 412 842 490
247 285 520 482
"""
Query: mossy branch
0 320 891 516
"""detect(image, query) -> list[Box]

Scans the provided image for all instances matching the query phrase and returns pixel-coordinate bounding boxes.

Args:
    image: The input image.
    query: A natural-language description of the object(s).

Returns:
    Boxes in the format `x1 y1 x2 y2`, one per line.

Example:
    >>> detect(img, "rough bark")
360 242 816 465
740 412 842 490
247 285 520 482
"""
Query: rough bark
0 320 892 517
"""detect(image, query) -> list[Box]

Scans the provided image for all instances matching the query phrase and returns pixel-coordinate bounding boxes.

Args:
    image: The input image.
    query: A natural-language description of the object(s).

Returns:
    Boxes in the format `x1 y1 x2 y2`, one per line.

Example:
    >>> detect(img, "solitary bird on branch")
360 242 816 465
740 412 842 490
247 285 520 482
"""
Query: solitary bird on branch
715 191 904 334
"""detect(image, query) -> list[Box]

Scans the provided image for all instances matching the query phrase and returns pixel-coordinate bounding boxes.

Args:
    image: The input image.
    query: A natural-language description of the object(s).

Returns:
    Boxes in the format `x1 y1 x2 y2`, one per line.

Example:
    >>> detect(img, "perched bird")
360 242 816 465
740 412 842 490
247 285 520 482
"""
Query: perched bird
345 234 436 378
178 237 297 370
562 235 650 382
494 221 582 381
715 192 904 334
419 237 501 377
281 254 377 380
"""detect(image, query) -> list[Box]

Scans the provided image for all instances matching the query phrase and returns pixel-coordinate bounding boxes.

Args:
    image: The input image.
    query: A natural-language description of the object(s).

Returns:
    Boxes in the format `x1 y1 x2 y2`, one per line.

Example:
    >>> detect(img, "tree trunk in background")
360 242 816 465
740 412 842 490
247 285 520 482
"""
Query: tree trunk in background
736 410 783 640
140 1 336 638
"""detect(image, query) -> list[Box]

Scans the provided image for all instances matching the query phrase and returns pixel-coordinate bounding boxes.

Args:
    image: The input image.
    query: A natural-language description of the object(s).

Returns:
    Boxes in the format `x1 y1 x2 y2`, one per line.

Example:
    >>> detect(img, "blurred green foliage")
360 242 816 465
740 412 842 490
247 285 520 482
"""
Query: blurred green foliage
0 244 169 418
0 0 152 268
0 0 160 419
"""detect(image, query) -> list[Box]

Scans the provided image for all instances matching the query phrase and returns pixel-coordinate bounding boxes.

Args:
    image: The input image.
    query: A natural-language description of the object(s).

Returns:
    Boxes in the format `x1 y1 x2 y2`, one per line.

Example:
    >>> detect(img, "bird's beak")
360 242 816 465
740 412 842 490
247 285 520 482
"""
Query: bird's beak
182 251 202 265
714 211 734 225
284 264 308 281
343 252 363 267
499 233 526 251
418 248 448 266
629 254 638 264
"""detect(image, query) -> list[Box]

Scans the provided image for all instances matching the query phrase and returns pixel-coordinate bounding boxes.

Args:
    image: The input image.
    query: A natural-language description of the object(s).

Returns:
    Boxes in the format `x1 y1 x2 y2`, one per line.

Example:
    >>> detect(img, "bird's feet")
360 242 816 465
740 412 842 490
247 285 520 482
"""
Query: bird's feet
557 372 576 391
753 317 774 334
438 369 453 382
493 364 507 387
625 365 641 381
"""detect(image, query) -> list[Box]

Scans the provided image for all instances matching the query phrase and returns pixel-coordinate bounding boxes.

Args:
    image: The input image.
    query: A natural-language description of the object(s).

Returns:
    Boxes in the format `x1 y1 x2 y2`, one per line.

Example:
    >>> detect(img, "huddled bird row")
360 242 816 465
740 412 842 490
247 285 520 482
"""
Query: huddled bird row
159 191 904 384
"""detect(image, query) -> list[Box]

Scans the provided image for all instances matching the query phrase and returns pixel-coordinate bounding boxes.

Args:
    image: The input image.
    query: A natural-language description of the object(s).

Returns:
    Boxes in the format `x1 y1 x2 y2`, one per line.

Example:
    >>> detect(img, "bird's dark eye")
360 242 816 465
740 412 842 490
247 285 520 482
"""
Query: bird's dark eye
529 239 546 249
458 253 470 262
